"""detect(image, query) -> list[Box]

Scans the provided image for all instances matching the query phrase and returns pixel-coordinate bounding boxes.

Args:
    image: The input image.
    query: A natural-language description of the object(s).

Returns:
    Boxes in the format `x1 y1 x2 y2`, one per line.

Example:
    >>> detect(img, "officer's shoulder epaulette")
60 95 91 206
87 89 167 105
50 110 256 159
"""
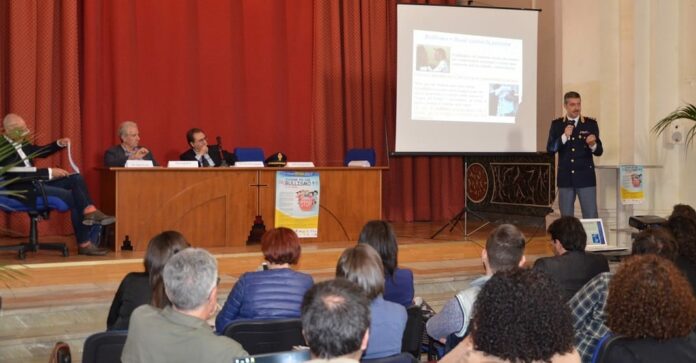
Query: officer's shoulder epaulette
583 116 597 122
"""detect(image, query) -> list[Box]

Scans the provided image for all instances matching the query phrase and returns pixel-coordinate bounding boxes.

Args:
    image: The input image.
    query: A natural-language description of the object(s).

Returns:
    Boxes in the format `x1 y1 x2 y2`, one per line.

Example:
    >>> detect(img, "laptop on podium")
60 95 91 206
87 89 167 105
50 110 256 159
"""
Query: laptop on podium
580 218 629 253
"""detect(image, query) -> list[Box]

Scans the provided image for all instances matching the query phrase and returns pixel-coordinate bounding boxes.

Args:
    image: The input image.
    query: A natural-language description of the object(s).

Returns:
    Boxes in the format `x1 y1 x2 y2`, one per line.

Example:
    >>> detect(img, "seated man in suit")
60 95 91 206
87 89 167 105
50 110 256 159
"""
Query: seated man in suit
1 113 114 256
104 121 158 167
122 248 247 363
179 128 235 167
533 216 609 302
301 279 370 363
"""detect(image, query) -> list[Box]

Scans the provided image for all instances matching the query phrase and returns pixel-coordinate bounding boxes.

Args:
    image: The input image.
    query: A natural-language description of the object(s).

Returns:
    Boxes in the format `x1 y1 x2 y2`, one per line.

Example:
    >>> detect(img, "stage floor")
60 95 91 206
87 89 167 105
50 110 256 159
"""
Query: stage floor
0 221 552 291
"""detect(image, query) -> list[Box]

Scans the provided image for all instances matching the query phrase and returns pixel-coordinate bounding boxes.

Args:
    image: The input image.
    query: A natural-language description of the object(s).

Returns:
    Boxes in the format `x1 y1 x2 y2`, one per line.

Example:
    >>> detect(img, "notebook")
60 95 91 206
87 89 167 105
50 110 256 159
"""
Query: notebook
580 218 628 252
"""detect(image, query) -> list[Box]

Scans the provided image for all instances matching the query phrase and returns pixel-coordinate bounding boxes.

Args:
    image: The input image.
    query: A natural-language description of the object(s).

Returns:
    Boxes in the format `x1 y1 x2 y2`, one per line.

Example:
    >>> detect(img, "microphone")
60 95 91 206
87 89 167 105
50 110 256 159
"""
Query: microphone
216 136 228 167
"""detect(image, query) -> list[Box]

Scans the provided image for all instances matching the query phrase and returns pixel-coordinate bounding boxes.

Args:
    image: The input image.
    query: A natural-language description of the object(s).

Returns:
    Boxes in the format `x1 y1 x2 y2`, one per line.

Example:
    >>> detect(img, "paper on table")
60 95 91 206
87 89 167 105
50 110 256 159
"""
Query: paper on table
67 142 81 174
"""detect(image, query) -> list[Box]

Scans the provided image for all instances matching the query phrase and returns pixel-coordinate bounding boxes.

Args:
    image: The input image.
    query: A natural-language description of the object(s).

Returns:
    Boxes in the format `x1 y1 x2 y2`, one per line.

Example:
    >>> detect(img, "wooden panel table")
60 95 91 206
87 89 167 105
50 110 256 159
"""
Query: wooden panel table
100 167 384 250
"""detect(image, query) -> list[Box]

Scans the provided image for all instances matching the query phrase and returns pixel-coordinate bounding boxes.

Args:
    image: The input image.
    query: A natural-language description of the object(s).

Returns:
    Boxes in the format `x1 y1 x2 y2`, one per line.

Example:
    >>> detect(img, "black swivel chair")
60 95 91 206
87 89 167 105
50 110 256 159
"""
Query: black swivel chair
223 319 306 355
82 330 129 363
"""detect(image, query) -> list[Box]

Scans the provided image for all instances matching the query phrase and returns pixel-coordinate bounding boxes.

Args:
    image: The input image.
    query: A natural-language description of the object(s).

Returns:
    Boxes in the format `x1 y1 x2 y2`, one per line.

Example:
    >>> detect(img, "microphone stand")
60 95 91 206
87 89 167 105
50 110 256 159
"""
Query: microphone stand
216 136 229 167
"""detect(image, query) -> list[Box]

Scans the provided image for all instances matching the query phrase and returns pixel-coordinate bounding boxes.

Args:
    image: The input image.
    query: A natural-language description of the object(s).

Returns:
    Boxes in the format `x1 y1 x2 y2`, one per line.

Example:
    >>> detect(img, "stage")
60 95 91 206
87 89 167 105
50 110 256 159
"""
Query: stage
0 221 553 363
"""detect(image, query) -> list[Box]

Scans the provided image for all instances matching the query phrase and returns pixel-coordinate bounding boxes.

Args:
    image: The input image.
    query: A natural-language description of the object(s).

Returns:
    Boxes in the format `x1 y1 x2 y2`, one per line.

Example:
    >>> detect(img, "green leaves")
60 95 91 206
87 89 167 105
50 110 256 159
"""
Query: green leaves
652 103 696 148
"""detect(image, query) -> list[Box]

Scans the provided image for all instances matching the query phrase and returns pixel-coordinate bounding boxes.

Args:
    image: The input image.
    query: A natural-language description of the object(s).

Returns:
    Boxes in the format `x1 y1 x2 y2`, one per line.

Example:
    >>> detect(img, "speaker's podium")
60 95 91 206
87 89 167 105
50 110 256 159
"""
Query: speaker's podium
596 164 662 247
100 167 385 251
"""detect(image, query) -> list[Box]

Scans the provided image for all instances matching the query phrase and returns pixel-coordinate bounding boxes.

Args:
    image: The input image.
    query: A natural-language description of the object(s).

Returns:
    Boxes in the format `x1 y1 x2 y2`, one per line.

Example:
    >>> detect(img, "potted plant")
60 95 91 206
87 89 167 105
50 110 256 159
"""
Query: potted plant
652 103 696 147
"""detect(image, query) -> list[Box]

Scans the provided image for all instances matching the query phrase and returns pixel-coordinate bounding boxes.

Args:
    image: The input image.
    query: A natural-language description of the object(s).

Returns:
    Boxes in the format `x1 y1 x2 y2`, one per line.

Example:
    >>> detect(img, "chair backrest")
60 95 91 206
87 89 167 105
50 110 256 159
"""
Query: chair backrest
82 331 128 363
234 147 265 162
401 305 424 357
344 148 376 166
361 352 419 363
233 349 311 363
592 333 627 363
223 319 305 355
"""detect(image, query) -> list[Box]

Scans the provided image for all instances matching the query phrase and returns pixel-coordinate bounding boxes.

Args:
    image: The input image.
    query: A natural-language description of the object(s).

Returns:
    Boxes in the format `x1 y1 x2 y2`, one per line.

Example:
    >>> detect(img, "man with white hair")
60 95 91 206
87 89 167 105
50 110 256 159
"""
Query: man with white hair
0 113 114 255
103 121 158 166
122 248 247 362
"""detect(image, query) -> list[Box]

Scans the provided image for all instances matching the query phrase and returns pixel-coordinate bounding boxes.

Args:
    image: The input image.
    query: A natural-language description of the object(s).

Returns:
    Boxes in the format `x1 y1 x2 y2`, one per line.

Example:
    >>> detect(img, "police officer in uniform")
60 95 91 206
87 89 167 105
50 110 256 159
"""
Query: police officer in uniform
547 91 603 218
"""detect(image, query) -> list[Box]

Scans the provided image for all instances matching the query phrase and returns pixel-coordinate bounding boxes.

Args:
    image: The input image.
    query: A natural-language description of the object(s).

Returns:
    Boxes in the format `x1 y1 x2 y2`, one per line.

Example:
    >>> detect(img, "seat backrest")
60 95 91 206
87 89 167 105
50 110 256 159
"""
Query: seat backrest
344 148 376 166
233 349 311 363
592 333 627 363
223 319 305 355
234 147 265 162
82 331 128 363
361 352 418 363
400 305 424 357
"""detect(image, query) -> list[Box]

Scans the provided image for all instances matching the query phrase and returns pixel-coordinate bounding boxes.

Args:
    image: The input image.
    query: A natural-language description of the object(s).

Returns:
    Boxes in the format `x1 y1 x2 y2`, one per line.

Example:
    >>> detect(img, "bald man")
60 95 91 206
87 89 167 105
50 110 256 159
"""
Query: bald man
0 113 114 256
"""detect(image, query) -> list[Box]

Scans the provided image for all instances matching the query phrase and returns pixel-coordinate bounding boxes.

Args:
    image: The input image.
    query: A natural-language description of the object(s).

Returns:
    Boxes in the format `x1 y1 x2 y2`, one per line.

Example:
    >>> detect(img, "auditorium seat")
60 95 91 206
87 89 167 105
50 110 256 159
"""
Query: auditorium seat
82 330 128 363
234 147 265 162
233 349 311 363
344 148 376 166
222 318 305 355
401 305 424 358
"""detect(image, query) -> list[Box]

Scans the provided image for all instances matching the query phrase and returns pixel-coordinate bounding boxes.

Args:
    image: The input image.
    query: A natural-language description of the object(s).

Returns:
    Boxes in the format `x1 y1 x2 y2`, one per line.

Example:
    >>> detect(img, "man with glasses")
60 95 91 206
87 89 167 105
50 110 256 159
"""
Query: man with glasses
179 128 235 167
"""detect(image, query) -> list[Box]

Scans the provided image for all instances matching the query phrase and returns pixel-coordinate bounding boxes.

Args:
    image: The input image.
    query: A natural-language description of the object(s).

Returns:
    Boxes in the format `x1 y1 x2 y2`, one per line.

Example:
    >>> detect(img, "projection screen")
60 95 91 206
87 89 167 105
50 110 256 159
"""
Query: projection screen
394 4 539 154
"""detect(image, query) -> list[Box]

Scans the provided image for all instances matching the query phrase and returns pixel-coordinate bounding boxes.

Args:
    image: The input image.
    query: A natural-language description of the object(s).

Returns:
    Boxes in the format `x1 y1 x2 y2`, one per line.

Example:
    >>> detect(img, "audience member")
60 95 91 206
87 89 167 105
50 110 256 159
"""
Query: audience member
106 231 189 330
568 228 677 362
358 220 414 306
665 215 696 293
302 279 370 363
215 227 313 333
441 268 580 363
670 203 696 220
1 113 114 256
603 254 696 362
122 248 246 362
179 128 235 167
426 224 526 342
336 244 406 359
104 121 158 167
534 216 609 301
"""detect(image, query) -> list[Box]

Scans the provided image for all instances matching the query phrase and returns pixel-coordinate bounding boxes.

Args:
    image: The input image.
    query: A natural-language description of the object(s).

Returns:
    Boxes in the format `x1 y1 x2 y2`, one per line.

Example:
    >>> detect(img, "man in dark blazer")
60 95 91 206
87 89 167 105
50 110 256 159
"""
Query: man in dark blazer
179 128 235 167
1 113 114 255
547 91 603 218
104 121 158 167
534 216 609 302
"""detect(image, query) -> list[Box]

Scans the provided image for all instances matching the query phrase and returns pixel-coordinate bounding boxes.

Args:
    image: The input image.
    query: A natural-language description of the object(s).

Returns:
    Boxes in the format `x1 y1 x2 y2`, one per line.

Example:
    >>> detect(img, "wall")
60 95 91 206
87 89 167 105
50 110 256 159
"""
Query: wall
560 0 696 245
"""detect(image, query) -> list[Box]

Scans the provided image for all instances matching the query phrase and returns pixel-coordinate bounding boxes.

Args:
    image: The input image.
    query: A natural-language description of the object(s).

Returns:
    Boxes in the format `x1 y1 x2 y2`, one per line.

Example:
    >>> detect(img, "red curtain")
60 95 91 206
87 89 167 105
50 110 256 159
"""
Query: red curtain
312 0 464 222
81 0 315 201
0 0 80 237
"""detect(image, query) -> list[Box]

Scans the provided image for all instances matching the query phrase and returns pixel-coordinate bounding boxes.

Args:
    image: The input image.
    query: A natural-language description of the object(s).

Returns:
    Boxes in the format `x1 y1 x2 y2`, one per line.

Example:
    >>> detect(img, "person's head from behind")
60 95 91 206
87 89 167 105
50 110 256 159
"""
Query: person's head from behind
2 113 30 142
606 254 696 339
163 248 219 319
146 231 190 308
118 121 140 149
262 227 302 266
666 215 696 265
335 244 384 300
563 91 582 118
547 216 586 255
631 227 677 261
670 204 696 220
301 279 370 360
186 128 208 153
470 268 575 362
358 220 398 277
483 224 526 274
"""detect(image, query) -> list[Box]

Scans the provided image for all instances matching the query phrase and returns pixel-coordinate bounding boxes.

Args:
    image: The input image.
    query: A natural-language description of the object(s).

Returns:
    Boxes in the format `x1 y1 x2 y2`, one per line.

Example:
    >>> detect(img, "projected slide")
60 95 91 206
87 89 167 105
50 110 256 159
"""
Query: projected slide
394 4 539 153
412 30 522 123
